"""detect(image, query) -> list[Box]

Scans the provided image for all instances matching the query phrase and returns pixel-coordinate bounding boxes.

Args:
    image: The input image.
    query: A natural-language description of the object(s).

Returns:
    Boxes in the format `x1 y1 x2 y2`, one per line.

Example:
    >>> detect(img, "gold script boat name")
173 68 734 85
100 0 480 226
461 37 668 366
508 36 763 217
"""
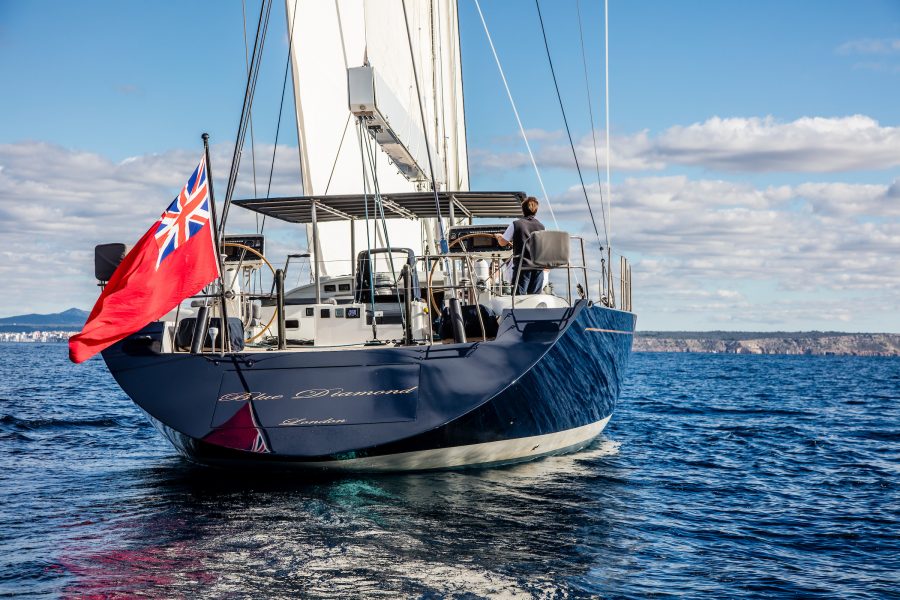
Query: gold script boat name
279 417 347 426
218 386 418 402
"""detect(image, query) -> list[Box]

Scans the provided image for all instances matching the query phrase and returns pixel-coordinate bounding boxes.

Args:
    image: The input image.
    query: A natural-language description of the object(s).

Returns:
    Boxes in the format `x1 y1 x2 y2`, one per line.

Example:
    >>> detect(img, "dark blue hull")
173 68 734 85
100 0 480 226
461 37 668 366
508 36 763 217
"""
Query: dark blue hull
102 301 635 471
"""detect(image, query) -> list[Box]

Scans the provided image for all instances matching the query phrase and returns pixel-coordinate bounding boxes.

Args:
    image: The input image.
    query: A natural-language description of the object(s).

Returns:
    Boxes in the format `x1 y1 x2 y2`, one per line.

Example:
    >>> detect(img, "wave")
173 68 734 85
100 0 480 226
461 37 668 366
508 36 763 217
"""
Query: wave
0 414 122 431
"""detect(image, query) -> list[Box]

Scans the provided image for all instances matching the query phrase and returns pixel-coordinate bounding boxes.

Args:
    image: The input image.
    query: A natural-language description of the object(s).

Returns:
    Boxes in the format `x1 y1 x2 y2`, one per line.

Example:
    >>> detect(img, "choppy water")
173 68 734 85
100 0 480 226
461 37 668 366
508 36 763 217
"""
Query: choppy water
0 343 898 598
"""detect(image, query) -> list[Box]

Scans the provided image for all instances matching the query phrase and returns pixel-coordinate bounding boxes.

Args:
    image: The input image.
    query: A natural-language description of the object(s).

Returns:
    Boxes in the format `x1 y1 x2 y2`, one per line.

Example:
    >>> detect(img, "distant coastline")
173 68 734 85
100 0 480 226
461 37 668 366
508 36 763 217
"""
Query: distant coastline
0 331 75 343
0 308 85 342
634 331 900 357
2 309 899 356
3 330 898 357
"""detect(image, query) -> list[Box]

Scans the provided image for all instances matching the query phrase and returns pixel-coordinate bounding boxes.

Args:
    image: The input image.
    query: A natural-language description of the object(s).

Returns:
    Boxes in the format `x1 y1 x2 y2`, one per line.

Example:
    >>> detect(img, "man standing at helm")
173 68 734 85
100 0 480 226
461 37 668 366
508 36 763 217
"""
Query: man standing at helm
495 196 545 295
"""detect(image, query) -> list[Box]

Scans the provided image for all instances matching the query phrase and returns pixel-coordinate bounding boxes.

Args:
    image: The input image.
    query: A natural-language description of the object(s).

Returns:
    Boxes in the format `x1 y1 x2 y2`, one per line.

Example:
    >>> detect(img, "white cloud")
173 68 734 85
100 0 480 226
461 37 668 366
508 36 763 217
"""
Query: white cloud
655 115 900 172
472 129 662 175
2 141 898 331
792 181 900 218
468 148 530 172
115 84 142 96
0 142 305 316
836 39 900 73
543 129 664 172
473 115 900 174
488 129 564 147
836 38 900 55
545 174 900 329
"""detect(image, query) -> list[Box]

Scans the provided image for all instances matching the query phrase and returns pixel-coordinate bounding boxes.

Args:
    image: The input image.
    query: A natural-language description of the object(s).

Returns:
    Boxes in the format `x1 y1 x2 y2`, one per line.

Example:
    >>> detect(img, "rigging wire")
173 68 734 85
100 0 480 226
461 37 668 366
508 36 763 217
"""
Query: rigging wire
241 0 259 201
361 127 407 331
534 0 604 250
604 0 613 251
356 120 379 338
400 0 446 251
475 0 592 291
472 0 558 231
400 0 457 305
219 0 273 238
575 0 609 246
322 115 353 196
259 0 300 235
434 4 451 190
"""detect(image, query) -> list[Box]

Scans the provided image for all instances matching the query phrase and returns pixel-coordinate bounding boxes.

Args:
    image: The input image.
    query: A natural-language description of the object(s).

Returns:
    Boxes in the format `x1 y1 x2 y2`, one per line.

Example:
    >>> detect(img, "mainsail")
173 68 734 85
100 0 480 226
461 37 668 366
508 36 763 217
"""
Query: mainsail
285 0 469 276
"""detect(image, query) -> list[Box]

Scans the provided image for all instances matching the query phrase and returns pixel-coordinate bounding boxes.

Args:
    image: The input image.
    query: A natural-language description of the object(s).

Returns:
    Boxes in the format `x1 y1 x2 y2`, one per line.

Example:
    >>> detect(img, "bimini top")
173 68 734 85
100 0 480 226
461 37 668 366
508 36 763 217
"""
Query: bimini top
232 191 527 223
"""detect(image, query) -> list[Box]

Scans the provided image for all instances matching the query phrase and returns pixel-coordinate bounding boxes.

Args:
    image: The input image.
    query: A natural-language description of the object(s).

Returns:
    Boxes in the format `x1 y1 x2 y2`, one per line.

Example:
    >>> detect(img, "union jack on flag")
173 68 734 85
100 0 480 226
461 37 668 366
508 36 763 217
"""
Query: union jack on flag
154 157 212 269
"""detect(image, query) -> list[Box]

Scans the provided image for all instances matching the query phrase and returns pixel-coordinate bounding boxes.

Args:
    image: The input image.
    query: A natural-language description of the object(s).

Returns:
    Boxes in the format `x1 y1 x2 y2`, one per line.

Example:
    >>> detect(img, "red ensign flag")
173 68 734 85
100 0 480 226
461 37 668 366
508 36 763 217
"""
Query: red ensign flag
69 157 220 363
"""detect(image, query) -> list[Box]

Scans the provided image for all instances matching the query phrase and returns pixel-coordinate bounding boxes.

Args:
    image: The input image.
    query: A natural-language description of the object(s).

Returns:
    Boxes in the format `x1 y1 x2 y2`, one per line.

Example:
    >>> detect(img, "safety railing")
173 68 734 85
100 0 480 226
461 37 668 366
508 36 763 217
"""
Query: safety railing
171 241 634 353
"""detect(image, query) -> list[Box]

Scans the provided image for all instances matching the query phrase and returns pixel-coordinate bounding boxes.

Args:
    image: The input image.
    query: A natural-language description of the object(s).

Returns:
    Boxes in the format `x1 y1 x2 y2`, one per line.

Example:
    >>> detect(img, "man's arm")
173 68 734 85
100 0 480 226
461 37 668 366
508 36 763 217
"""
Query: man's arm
495 223 514 247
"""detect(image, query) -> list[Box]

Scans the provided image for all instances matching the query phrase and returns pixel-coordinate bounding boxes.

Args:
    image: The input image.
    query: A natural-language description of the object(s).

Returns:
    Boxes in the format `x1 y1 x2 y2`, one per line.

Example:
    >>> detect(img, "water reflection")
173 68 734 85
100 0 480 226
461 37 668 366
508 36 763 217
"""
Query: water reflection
55 440 631 598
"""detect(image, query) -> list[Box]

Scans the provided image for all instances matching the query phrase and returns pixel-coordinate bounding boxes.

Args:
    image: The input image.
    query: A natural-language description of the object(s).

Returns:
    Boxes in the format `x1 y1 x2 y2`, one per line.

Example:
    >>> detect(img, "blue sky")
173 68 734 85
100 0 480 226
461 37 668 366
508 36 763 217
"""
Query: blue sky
1 0 899 331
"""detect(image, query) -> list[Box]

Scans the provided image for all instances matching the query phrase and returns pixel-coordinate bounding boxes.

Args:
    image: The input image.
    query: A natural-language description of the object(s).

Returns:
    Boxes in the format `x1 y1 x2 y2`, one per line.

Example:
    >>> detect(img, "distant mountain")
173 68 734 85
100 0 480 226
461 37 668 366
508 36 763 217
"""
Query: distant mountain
0 308 88 332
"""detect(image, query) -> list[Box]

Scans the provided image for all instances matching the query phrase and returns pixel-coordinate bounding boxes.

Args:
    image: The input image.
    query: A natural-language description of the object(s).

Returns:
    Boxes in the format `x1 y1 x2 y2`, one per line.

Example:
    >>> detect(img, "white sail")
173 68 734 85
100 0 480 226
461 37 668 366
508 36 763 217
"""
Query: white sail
285 0 469 276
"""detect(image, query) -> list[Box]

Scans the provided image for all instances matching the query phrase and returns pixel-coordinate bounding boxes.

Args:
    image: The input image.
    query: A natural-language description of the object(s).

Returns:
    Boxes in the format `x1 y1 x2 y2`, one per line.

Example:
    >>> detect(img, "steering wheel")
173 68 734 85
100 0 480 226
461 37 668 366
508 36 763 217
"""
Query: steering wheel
426 233 509 314
221 242 278 344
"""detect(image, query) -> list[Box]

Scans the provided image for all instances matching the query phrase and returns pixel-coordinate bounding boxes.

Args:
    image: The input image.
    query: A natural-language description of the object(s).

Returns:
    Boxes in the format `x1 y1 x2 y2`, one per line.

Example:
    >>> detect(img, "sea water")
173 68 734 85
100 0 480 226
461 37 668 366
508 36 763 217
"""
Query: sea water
0 344 897 598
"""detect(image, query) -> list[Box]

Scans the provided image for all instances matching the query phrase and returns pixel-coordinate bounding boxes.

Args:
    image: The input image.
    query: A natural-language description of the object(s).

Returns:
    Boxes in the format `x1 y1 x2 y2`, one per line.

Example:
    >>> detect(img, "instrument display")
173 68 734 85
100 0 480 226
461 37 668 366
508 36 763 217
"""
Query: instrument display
222 234 265 263
447 224 509 252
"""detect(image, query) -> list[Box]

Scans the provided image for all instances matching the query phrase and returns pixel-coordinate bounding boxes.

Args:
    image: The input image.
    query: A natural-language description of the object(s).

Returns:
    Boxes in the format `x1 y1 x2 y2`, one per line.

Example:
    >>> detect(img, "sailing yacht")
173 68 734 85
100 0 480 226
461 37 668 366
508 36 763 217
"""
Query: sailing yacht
95 0 636 471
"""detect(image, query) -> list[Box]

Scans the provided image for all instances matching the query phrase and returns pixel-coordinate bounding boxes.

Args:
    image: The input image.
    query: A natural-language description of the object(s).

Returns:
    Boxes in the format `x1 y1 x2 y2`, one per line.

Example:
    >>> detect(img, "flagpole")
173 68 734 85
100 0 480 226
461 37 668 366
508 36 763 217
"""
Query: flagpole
202 133 232 354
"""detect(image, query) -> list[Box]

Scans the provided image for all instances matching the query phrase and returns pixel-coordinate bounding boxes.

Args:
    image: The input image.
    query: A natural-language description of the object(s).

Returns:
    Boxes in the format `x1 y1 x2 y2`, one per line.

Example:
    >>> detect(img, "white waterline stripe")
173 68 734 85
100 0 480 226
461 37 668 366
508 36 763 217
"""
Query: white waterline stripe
289 418 611 472
584 327 633 335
